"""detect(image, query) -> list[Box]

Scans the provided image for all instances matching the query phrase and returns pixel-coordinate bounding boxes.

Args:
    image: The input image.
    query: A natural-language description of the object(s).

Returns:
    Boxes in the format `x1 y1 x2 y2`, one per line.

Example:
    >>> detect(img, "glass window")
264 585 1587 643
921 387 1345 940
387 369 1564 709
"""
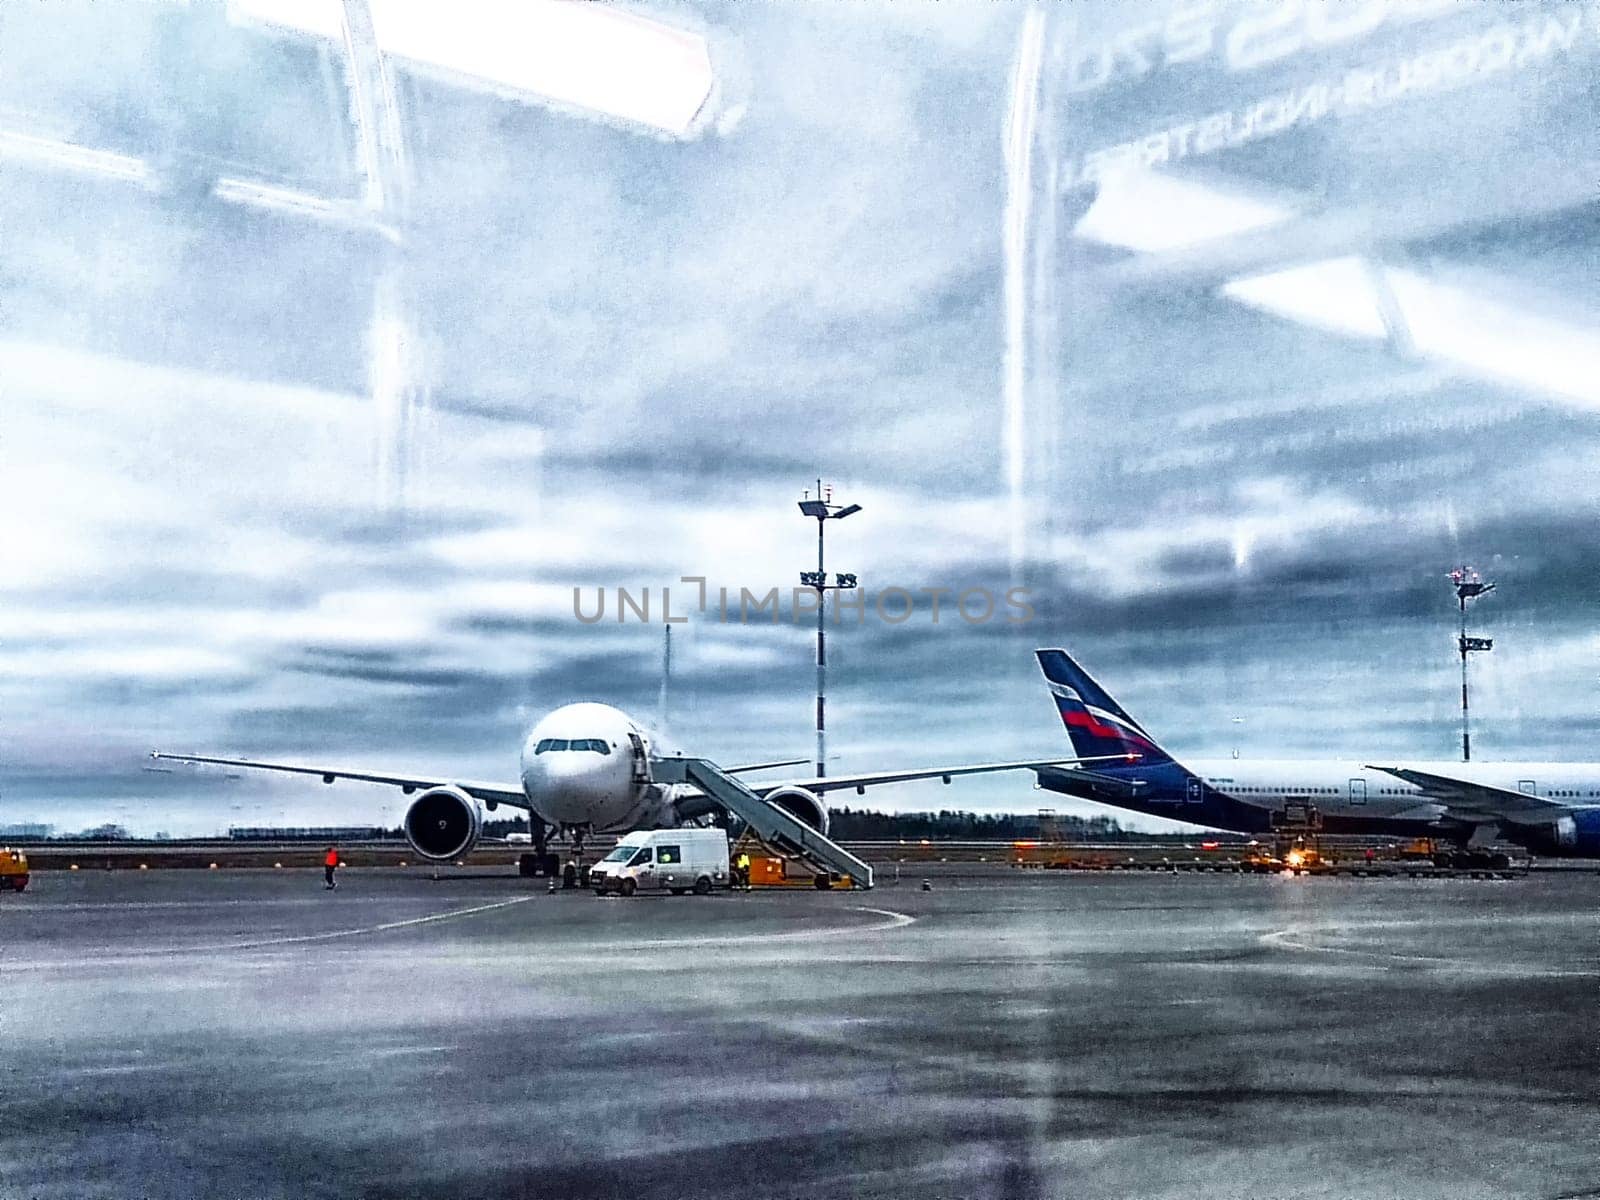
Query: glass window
628 848 652 866
601 845 634 863
231 0 717 139
656 845 681 865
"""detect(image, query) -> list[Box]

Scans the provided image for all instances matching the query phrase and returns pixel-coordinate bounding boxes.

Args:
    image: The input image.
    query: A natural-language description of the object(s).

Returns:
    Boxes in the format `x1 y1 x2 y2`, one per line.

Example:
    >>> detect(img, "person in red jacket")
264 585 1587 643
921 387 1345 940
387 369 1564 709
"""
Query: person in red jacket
323 845 340 890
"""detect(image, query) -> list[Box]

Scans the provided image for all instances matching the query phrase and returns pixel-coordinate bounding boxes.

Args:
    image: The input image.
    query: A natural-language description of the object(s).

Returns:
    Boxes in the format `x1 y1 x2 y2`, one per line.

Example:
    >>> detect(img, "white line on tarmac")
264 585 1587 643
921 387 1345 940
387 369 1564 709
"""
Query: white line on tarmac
3 896 539 970
206 895 538 951
1258 926 1600 977
4 898 371 914
354 1044 457 1059
621 905 916 950
2 900 914 972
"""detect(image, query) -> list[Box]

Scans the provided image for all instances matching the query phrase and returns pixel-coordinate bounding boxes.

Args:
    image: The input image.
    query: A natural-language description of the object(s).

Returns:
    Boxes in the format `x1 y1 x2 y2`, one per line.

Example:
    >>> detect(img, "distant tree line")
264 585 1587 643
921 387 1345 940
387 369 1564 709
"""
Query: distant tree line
484 816 531 838
481 812 1149 842
824 807 1127 841
30 812 1241 845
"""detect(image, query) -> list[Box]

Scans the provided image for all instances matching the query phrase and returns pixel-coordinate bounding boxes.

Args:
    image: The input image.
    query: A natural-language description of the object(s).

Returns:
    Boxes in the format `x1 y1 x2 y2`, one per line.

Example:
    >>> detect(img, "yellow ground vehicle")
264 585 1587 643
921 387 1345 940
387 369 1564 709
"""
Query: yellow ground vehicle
0 847 29 892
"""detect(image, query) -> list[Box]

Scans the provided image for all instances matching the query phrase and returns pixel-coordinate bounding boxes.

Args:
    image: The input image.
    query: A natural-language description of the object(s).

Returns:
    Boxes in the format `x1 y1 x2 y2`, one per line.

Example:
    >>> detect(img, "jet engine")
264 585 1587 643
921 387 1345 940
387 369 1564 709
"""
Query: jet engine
762 785 829 836
1526 807 1600 856
403 786 484 861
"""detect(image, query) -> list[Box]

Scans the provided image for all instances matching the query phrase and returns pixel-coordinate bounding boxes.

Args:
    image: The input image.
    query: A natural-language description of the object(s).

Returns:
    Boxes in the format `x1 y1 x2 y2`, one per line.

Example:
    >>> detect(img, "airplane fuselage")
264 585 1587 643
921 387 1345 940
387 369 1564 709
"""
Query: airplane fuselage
1039 756 1600 850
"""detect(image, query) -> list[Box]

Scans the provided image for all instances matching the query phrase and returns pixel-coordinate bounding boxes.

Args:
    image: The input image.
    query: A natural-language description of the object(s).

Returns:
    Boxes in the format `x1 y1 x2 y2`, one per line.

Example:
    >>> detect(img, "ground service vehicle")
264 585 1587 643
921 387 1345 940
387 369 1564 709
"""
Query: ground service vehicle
1 848 29 892
590 829 729 897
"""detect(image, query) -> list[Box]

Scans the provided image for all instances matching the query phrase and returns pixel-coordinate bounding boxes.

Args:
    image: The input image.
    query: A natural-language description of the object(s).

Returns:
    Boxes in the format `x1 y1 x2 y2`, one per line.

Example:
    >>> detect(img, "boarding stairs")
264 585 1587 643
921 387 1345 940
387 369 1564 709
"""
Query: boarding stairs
651 755 873 889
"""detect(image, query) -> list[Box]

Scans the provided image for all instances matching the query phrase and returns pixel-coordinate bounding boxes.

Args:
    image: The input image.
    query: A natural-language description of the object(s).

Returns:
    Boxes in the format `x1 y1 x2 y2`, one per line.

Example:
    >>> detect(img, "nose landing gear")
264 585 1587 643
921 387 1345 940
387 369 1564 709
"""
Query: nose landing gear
559 824 592 889
518 851 562 879
517 819 561 880
520 823 592 888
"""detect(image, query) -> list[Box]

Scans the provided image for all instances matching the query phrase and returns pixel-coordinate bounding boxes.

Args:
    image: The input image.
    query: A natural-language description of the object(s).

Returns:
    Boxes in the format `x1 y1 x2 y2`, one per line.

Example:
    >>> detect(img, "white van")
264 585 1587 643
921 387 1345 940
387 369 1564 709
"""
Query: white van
590 828 729 896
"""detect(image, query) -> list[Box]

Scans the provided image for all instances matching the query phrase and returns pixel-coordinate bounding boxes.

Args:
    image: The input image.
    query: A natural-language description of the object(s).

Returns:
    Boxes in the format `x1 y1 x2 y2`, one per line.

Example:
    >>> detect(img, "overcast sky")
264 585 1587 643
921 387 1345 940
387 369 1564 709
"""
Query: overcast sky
3 0 1598 835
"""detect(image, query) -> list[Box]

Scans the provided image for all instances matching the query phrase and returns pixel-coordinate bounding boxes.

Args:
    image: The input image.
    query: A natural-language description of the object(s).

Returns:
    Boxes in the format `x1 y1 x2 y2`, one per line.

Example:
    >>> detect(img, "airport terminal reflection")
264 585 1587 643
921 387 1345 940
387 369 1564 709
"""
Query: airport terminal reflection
1009 0 1600 555
6 3 1600 1199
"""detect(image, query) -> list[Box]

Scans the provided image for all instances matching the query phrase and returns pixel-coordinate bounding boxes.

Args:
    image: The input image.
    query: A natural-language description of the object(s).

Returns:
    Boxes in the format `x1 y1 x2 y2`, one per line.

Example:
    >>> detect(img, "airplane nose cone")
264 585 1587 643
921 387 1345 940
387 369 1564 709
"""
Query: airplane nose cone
523 752 619 825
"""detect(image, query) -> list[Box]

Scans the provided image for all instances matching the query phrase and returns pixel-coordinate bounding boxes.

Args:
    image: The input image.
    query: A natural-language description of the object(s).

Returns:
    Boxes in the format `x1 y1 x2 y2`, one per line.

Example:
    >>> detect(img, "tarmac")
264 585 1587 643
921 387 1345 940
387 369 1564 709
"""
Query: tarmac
2 864 1597 1200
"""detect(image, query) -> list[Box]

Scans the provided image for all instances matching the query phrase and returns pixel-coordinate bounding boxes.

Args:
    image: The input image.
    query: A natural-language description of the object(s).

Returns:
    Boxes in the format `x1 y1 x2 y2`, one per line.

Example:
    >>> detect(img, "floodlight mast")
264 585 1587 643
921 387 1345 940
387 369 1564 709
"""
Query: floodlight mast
1450 567 1495 762
798 481 860 779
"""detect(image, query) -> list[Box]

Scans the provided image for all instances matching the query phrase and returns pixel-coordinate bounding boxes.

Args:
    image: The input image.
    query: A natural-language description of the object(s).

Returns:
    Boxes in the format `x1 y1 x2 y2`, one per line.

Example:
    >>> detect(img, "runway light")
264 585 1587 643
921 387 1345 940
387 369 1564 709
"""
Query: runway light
140 864 149 870
209 863 219 870
1223 257 1389 340
1081 170 1600 411
70 863 79 871
1225 258 1600 410
274 862 283 869
213 176 393 238
231 0 718 138
1074 170 1291 253
0 129 154 186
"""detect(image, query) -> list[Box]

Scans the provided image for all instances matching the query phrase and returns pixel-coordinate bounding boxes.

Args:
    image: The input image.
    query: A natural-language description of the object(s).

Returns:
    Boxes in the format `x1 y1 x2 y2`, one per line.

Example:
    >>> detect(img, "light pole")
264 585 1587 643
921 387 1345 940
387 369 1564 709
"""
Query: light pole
798 481 861 779
1450 567 1495 762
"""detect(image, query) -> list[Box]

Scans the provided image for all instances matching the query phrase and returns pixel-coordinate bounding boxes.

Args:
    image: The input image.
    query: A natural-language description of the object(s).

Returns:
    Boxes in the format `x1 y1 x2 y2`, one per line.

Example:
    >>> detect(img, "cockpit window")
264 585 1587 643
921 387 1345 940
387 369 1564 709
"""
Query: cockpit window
534 737 608 754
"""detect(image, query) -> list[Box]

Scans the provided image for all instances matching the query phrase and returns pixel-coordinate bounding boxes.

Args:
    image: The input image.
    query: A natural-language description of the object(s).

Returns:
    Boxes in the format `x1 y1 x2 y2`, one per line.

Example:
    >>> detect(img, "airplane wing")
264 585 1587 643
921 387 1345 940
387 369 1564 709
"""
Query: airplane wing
760 755 1132 797
725 758 810 775
148 752 529 808
1365 765 1566 824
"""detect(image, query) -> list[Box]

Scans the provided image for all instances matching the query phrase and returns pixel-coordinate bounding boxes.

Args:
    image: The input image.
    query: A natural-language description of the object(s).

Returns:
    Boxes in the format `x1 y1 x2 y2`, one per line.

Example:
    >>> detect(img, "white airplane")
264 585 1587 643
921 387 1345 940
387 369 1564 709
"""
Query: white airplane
153 700 1099 874
1033 648 1600 862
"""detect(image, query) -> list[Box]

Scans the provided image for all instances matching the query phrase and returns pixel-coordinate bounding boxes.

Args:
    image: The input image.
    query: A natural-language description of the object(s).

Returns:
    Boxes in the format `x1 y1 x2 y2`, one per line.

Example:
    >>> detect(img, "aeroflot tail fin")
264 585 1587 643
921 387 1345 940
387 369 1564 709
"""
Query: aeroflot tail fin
1034 648 1173 765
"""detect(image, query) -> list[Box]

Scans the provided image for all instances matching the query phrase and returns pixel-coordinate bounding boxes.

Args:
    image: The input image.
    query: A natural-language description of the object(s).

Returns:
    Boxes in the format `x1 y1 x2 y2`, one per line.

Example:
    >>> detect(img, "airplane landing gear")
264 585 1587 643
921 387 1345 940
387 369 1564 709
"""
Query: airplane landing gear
518 852 561 878
560 825 592 889
518 820 561 879
1432 847 1513 871
519 823 592 887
